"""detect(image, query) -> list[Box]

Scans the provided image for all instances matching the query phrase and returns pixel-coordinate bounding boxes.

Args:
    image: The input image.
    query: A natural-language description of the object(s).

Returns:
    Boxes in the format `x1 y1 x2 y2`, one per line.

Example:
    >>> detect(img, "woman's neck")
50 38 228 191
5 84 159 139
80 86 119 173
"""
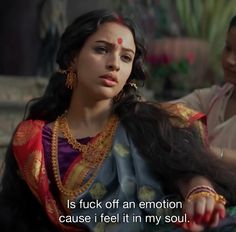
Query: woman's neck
66 95 113 139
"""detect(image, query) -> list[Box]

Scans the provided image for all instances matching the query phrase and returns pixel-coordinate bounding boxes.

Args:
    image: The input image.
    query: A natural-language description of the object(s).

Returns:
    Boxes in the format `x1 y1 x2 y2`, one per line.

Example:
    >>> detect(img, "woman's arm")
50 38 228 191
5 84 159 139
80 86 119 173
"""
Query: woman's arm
171 85 219 114
211 146 236 168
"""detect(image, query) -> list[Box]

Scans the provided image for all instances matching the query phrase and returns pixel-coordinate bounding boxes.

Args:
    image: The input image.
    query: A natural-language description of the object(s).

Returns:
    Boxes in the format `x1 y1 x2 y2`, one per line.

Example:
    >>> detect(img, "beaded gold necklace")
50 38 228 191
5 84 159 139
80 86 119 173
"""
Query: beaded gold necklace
51 114 119 197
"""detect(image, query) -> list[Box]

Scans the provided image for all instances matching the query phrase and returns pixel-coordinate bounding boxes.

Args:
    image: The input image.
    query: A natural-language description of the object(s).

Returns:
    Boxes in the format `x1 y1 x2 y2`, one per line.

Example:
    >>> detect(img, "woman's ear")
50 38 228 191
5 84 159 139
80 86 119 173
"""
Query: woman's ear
68 52 79 71
70 57 78 71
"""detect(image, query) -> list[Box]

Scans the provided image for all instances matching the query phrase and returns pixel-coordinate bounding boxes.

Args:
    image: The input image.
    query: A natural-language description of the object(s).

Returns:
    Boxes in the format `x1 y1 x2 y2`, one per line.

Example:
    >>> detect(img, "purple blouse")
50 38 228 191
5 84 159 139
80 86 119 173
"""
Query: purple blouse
42 124 91 181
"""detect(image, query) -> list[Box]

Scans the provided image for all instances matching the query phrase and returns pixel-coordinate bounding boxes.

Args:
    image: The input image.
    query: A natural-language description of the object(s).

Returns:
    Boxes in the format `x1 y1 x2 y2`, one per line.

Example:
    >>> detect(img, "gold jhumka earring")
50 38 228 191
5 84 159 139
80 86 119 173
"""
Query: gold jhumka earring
58 67 77 89
65 67 77 89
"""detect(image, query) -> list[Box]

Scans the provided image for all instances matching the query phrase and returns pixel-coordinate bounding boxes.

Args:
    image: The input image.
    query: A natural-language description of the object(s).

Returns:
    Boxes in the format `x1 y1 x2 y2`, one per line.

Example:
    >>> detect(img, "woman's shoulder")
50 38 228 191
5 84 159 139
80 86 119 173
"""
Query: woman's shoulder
16 119 45 132
13 120 46 146
170 84 221 114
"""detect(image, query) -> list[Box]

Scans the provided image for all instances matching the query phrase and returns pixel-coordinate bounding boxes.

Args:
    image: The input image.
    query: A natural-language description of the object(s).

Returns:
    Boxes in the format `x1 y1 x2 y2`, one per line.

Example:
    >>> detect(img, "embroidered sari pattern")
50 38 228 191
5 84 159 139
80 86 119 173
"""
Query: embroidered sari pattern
22 150 44 197
62 139 115 195
162 103 207 145
12 106 235 232
59 150 115 211
52 115 119 211
70 125 171 232
13 120 79 232
13 120 43 146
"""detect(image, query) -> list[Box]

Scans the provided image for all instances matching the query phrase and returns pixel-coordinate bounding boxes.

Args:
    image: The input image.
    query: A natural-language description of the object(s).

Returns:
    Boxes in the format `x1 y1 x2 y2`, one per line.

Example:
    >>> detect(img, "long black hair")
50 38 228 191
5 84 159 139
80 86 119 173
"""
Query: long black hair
1 9 236 232
0 9 147 232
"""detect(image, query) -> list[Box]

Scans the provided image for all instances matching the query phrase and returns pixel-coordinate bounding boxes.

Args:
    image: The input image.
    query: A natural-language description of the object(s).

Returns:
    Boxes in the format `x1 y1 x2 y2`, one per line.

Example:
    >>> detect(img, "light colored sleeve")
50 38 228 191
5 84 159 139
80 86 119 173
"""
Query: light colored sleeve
172 85 220 114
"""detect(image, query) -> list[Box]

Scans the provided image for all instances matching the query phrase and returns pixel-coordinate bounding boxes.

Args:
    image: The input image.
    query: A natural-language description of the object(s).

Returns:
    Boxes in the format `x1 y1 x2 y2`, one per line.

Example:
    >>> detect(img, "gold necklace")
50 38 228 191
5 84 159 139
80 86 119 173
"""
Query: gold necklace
58 114 118 165
51 114 118 197
58 114 90 152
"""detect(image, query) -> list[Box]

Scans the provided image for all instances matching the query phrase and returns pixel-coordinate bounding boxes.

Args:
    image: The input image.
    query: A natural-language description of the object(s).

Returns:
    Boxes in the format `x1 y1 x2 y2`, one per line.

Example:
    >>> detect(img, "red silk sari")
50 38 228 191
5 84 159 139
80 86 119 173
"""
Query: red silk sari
12 104 207 231
13 120 80 232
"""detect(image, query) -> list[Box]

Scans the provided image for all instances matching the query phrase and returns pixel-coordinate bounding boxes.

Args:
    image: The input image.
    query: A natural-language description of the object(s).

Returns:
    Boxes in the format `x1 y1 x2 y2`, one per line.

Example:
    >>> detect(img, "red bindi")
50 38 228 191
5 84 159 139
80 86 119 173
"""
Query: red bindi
117 37 123 45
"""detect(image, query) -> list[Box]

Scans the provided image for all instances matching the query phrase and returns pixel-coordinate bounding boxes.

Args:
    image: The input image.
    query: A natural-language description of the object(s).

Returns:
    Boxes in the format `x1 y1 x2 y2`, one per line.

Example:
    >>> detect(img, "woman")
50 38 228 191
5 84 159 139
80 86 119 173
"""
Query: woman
0 9 236 232
174 16 236 166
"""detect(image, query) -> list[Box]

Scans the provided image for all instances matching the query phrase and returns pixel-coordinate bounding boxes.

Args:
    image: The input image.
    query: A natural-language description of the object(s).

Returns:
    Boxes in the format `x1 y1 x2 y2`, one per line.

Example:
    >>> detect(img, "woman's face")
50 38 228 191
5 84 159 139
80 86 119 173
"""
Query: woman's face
72 22 136 101
221 26 236 85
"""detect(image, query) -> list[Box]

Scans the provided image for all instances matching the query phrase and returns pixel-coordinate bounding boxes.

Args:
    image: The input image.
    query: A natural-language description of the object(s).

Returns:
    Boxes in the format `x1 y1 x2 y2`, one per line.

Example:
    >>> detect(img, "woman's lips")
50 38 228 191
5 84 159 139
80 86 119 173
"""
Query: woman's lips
99 75 118 87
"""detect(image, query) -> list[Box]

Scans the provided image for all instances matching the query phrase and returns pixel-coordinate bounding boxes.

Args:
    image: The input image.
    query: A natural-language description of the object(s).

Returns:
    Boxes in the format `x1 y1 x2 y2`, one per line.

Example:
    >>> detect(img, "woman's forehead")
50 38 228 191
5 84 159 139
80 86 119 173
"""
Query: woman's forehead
86 22 136 51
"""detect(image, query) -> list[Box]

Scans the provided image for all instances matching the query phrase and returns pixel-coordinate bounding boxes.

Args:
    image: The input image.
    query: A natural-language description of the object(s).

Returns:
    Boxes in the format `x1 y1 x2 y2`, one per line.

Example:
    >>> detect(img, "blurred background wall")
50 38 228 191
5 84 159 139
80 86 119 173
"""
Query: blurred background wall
0 0 113 77
1 0 236 159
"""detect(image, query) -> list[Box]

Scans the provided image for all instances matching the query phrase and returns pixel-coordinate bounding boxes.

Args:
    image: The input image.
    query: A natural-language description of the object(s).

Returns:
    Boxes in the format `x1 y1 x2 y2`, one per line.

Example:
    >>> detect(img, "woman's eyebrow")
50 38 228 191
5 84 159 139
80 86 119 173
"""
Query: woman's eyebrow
95 40 135 54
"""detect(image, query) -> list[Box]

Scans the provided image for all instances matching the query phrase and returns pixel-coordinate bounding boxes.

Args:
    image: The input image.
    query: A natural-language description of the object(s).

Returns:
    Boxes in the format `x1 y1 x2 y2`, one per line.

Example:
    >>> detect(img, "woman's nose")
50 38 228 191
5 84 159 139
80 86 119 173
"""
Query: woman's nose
106 55 120 71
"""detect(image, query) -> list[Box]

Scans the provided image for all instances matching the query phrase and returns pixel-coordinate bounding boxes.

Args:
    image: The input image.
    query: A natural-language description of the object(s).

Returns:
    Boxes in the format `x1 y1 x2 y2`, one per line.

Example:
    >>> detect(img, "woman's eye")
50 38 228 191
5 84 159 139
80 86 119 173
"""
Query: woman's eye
121 55 132 63
94 46 108 54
